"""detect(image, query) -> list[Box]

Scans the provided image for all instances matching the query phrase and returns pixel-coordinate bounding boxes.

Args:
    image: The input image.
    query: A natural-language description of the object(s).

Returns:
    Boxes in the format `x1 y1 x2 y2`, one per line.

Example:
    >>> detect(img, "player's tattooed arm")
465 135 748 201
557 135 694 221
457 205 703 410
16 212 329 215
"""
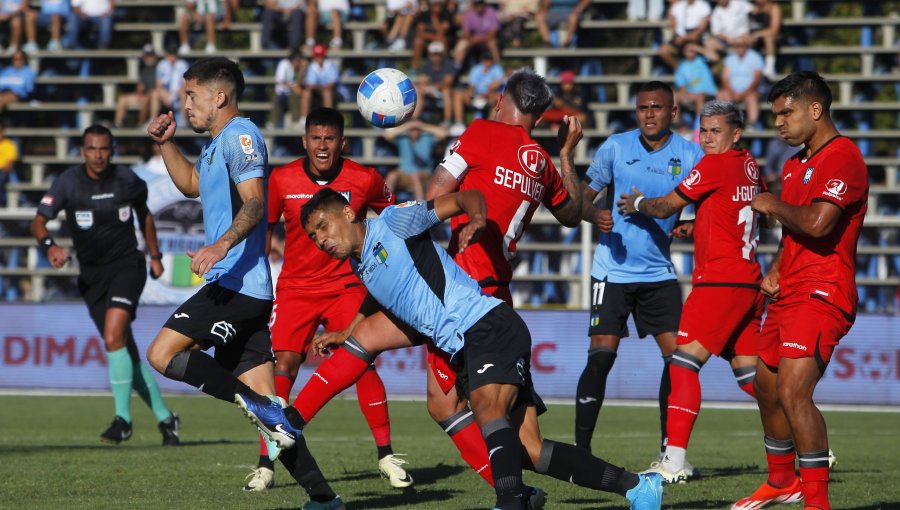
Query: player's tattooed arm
551 152 584 227
426 165 460 200
618 186 688 219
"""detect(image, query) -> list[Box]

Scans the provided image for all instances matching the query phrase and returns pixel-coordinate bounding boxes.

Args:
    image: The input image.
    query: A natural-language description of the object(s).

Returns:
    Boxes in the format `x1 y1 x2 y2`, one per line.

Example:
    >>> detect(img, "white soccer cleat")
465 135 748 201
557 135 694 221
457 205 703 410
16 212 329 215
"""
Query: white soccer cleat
651 452 700 483
828 449 837 469
378 453 414 488
243 467 275 492
643 461 690 485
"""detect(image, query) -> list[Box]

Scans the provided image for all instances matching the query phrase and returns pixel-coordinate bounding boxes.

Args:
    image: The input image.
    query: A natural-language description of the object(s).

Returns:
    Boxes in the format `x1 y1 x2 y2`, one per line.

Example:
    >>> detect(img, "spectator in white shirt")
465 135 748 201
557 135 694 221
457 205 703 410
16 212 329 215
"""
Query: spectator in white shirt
149 42 189 121
703 0 753 63
69 0 114 48
716 38 764 126
269 49 307 128
657 0 710 70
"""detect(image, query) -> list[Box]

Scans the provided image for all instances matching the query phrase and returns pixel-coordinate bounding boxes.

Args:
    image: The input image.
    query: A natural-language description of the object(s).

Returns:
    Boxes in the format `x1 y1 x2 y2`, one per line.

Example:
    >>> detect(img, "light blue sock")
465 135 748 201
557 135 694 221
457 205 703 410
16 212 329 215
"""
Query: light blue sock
132 362 173 422
107 348 134 423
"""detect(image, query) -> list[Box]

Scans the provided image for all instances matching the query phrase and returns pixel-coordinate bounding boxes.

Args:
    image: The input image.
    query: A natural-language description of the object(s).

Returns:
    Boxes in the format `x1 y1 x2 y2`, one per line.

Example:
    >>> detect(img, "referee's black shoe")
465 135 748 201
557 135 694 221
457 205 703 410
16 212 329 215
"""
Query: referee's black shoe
100 416 133 444
158 413 180 446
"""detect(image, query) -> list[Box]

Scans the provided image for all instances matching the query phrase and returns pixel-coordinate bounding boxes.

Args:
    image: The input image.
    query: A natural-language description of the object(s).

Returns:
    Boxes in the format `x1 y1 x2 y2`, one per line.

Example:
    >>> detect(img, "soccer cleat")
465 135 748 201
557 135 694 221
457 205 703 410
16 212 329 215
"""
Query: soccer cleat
234 393 299 450
262 396 287 461
643 461 689 485
301 496 345 510
158 413 180 446
522 485 547 510
243 467 274 492
731 478 803 510
378 453 414 488
828 449 836 469
626 472 664 510
100 416 133 444
653 452 700 481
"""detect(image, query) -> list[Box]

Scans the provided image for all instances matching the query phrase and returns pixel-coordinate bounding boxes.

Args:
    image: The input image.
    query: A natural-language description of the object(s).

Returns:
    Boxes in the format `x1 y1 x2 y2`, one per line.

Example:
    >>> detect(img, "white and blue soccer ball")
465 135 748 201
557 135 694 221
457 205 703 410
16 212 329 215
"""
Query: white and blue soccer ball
357 68 417 128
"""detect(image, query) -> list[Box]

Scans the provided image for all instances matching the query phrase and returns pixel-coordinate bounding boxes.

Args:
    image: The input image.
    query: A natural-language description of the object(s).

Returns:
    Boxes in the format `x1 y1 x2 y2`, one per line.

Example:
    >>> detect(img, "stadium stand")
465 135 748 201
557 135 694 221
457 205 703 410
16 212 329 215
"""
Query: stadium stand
1 0 898 312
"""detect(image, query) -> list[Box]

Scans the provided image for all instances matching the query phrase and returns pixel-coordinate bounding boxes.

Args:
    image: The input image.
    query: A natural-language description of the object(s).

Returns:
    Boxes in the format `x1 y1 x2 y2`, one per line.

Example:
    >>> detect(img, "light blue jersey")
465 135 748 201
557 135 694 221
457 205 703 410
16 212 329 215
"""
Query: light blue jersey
197 116 272 300
354 201 503 358
586 129 703 283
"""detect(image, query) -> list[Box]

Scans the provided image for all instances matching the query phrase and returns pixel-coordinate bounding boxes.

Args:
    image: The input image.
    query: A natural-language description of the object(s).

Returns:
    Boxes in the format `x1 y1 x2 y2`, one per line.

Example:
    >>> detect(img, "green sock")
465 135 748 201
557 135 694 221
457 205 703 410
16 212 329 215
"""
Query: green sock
132 362 173 423
107 348 134 423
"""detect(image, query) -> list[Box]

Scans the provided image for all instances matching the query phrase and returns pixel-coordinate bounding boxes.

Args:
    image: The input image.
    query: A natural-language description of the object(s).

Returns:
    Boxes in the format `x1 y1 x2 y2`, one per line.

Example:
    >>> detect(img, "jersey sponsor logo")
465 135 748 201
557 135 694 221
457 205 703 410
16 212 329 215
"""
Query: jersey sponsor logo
494 165 545 201
75 210 93 229
373 242 388 263
803 167 814 184
174 312 190 319
40 195 54 206
782 341 808 352
91 193 114 200
436 368 449 380
744 158 760 183
626 159 640 166
118 206 131 222
239 134 255 155
517 144 547 179
476 363 494 374
682 168 701 190
823 179 847 200
210 320 236 343
667 158 682 176
285 193 315 199
678 330 688 337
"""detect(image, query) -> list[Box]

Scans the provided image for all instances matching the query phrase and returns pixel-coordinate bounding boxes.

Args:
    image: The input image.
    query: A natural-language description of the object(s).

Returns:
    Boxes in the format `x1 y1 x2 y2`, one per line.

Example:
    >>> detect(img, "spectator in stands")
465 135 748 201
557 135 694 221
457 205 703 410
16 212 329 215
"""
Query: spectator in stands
541 69 588 127
269 48 307 129
761 137 799 196
535 0 591 48
703 0 753 63
260 0 311 51
674 43 717 118
317 0 348 48
498 0 538 49
178 0 235 55
453 0 500 67
383 119 448 201
0 120 18 207
628 0 663 21
149 42 189 122
410 0 452 70
451 48 504 135
0 49 35 112
745 0 781 77
69 0 114 49
383 0 417 51
0 0 39 54
717 38 763 127
658 0 711 70
414 40 454 124
114 44 159 128
37 0 74 51
299 43 339 127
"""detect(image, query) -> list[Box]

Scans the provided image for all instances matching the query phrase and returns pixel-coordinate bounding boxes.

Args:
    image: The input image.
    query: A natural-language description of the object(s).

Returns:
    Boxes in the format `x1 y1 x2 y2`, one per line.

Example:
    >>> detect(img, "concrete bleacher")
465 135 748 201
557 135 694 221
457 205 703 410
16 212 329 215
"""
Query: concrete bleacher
2 0 899 309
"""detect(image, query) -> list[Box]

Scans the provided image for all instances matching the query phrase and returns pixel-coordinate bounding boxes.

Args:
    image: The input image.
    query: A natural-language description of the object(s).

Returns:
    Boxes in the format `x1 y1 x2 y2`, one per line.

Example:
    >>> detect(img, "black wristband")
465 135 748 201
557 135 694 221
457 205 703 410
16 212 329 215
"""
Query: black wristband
150 254 163 261
39 236 55 253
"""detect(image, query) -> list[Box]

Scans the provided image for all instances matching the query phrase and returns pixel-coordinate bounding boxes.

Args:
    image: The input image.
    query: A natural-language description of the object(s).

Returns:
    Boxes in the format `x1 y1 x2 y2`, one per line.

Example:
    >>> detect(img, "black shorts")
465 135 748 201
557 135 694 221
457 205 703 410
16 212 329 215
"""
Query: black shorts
588 276 682 338
456 305 546 415
78 251 146 334
164 284 275 376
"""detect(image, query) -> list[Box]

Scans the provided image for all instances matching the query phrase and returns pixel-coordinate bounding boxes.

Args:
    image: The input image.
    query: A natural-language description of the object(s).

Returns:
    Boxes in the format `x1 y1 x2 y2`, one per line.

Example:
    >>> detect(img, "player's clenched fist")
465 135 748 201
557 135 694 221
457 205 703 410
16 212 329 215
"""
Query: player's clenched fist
147 111 177 145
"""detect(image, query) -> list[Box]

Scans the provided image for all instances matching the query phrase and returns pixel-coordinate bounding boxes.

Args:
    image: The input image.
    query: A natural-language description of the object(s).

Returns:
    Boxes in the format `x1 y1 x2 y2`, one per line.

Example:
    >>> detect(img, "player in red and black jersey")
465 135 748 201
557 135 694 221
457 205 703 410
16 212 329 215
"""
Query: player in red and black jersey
618 100 765 483
734 72 867 510
245 108 411 492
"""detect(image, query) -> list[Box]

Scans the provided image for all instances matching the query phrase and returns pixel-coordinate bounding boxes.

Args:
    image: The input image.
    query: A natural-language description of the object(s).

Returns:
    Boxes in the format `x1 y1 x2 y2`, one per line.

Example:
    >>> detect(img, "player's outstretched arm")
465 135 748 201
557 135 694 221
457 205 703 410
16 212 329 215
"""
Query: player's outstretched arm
148 111 199 198
134 200 164 279
618 186 689 219
751 191 841 238
433 189 487 252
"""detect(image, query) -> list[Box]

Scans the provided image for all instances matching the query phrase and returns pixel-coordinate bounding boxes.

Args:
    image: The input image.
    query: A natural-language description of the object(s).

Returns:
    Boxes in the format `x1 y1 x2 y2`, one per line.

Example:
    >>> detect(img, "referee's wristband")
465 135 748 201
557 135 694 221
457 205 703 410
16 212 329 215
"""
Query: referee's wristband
633 195 645 213
149 254 163 261
38 236 56 253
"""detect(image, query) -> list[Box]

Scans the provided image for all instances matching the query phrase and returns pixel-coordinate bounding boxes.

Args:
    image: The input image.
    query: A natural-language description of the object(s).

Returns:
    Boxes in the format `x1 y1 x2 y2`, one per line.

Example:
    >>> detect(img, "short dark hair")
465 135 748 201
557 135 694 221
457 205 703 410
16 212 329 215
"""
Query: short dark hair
306 107 345 138
82 124 114 146
504 68 553 117
183 57 246 98
767 71 832 111
700 100 744 129
636 81 675 103
300 188 350 228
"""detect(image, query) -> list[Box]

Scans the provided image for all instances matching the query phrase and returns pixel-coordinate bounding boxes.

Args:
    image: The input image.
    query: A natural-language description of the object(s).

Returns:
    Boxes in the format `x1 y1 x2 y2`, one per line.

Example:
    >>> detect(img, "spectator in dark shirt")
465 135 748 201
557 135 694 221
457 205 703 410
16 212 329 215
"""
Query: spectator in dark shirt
541 70 588 126
414 40 455 123
410 0 452 70
115 44 159 128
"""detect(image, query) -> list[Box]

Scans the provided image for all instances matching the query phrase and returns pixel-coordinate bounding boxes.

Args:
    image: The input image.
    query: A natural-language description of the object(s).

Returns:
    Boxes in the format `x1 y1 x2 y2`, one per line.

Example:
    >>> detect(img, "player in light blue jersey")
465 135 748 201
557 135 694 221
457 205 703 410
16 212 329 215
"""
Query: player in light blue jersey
236 188 664 510
575 81 705 474
144 57 344 510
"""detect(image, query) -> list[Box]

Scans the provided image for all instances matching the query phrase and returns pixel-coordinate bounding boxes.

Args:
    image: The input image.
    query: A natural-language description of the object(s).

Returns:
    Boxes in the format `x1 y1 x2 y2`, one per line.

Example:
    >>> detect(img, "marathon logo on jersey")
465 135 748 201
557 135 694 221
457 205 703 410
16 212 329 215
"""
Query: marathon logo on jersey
782 341 808 354
75 211 93 229
239 134 255 155
517 144 547 179
373 242 388 263
803 167 814 184
667 158 682 176
40 194 54 206
744 158 760 183
682 168 701 190
823 179 847 201
118 206 131 222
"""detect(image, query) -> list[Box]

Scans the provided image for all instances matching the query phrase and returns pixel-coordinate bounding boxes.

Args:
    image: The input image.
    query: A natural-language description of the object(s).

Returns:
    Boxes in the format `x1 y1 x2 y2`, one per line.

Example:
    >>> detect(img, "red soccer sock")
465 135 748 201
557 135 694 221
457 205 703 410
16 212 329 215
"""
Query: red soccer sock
275 373 294 402
666 364 702 449
291 346 369 422
739 381 756 398
800 466 830 509
766 451 798 487
355 367 391 447
451 421 494 486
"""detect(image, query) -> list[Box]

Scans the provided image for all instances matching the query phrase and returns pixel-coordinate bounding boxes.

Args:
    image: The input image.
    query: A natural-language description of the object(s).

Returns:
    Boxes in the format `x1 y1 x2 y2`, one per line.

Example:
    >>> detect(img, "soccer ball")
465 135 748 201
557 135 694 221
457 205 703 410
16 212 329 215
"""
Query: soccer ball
357 68 417 128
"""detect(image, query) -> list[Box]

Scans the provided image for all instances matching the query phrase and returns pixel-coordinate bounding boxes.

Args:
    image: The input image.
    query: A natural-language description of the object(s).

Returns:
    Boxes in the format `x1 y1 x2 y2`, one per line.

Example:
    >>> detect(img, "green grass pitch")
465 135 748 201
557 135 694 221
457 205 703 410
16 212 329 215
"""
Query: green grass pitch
0 395 897 509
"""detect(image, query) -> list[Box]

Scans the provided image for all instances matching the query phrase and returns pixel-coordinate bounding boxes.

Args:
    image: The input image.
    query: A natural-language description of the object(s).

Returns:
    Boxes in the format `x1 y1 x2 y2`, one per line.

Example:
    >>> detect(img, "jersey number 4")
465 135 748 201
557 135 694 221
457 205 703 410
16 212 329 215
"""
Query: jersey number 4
502 200 530 260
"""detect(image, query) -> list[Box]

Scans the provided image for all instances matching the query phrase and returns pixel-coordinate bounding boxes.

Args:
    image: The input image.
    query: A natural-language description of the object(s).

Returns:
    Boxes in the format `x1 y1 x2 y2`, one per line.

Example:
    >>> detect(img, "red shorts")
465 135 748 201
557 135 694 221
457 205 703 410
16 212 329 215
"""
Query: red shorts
269 288 366 353
757 296 853 370
426 279 513 394
677 286 763 358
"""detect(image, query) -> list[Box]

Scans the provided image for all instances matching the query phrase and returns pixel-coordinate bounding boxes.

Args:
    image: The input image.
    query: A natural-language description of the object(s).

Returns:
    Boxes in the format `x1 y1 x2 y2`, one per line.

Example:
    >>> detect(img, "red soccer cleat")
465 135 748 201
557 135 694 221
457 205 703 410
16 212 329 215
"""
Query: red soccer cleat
731 478 803 509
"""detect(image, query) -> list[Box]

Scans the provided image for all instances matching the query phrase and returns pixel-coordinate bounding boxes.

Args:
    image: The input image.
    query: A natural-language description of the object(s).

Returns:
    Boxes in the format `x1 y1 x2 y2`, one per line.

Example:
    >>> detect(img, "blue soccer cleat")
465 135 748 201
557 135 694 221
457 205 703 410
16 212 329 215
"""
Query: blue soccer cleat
626 472 664 510
301 495 345 510
234 393 300 450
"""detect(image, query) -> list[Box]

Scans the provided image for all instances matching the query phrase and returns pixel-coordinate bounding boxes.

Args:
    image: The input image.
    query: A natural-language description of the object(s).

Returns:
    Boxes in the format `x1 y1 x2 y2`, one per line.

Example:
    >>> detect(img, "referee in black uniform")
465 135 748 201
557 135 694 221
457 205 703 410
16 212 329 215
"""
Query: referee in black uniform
31 125 180 445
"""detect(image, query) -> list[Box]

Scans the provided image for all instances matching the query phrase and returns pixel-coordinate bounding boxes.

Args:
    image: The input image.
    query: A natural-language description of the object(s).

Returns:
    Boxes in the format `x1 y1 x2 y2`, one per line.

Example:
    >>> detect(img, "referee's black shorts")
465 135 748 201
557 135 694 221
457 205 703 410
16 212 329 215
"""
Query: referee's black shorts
78 251 146 334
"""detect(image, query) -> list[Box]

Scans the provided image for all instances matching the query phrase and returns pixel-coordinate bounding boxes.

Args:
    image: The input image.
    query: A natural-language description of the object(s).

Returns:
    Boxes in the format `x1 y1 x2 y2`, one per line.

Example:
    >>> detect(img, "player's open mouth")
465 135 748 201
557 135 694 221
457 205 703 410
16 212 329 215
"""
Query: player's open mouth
316 153 329 160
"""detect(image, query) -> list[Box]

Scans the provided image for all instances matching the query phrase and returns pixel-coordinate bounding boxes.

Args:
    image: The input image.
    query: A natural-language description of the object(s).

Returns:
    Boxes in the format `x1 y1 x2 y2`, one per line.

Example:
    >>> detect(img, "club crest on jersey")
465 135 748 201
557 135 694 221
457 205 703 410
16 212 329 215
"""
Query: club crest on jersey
667 158 682 176
118 205 131 222
803 167 814 184
682 168 701 189
75 210 93 229
823 179 847 200
517 144 547 179
744 159 759 183
239 134 254 155
373 242 388 263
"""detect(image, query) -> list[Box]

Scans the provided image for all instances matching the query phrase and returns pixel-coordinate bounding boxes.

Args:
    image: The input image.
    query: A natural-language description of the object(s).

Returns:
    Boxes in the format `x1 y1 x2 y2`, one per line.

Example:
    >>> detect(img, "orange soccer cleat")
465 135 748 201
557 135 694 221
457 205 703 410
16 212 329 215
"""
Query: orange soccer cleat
731 477 803 510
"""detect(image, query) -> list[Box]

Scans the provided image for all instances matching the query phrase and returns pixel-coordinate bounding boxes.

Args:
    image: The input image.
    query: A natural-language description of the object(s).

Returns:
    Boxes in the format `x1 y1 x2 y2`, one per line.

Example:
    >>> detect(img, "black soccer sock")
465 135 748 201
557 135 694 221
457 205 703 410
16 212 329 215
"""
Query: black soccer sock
535 439 639 497
658 354 673 452
284 405 307 430
377 444 394 460
258 454 275 471
574 347 617 451
280 434 337 502
164 350 267 404
482 419 523 509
